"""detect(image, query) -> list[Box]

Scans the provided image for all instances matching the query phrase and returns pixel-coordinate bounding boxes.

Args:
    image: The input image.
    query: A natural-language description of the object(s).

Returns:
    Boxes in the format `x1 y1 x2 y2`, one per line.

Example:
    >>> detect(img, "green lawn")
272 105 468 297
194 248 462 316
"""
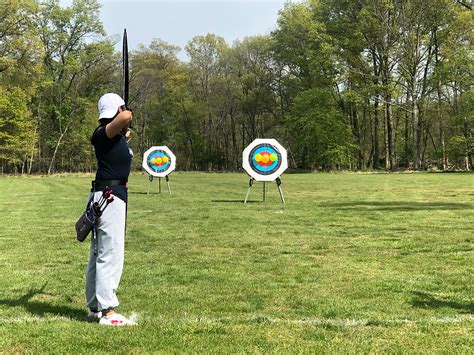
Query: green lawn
0 172 472 353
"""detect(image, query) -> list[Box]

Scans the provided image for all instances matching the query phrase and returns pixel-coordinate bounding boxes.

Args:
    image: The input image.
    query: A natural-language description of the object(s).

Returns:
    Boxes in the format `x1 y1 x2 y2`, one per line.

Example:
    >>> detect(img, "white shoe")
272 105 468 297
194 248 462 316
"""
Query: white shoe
87 310 102 322
99 313 136 326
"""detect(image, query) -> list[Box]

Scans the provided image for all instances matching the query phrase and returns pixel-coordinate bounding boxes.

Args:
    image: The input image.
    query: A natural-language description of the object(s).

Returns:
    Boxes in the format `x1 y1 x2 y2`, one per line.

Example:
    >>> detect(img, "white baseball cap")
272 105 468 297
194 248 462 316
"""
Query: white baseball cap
98 93 125 120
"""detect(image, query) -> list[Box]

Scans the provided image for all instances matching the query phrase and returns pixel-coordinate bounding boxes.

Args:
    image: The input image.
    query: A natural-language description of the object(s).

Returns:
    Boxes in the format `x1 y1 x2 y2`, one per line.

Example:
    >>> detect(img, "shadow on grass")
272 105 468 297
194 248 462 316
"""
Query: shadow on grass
320 201 472 211
411 291 474 313
0 282 86 321
129 191 166 195
211 200 260 203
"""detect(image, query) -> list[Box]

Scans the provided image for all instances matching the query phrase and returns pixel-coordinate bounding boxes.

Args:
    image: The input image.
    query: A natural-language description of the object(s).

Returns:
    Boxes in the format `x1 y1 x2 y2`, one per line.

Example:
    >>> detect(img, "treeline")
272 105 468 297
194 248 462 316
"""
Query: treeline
0 0 472 174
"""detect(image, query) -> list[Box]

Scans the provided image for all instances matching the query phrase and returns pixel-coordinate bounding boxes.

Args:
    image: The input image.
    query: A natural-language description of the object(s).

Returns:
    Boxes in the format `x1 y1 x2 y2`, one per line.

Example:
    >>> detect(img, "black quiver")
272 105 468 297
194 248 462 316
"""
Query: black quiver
75 200 96 242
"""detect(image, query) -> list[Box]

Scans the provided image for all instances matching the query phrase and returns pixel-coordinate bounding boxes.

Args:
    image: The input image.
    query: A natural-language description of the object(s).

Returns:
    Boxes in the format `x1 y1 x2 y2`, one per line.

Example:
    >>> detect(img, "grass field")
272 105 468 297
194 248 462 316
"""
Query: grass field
0 172 473 353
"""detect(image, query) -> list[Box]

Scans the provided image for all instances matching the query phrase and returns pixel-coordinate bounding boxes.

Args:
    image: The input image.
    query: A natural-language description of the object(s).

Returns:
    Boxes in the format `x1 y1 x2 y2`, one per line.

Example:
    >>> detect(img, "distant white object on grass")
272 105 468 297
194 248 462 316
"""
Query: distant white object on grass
142 146 176 178
242 139 288 182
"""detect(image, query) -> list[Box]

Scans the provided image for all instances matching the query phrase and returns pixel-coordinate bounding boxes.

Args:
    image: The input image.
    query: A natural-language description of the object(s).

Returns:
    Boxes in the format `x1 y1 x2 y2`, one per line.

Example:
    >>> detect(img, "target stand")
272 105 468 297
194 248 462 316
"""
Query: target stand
147 174 171 195
244 177 285 204
242 139 288 204
142 146 176 195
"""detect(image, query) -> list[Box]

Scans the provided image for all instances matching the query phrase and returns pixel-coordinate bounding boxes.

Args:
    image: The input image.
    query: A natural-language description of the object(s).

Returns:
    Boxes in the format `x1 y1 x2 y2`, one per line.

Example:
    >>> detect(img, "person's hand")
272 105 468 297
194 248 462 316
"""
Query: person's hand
122 128 132 141
125 107 133 129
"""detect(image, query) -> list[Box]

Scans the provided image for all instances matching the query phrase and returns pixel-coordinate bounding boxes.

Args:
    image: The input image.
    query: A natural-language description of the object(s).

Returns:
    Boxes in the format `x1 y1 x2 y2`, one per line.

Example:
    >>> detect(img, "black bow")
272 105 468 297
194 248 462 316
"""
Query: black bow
123 28 132 128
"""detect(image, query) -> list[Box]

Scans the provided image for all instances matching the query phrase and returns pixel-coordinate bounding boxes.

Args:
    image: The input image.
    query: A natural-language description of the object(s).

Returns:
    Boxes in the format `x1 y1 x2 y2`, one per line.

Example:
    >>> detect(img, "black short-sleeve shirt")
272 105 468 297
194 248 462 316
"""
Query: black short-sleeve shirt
91 126 132 202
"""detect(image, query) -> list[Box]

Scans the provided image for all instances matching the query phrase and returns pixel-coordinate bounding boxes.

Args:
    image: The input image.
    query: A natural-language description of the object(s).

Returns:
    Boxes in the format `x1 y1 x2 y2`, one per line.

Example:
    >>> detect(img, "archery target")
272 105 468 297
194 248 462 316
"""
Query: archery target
142 146 176 177
242 139 288 181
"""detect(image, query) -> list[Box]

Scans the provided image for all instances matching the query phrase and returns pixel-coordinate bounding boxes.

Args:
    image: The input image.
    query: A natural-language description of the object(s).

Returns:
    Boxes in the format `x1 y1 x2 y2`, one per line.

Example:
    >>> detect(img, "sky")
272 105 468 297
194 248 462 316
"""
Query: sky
60 0 292 60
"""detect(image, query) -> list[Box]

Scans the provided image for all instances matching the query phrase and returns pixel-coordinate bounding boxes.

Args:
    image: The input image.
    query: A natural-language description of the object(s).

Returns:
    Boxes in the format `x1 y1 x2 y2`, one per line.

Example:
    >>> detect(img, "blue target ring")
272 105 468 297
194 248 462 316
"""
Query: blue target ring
147 150 171 173
249 144 282 176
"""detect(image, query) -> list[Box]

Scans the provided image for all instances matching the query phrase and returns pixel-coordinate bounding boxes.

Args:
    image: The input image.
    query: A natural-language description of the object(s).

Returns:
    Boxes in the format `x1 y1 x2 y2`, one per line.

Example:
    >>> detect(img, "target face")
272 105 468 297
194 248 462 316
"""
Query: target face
142 146 176 177
243 139 288 181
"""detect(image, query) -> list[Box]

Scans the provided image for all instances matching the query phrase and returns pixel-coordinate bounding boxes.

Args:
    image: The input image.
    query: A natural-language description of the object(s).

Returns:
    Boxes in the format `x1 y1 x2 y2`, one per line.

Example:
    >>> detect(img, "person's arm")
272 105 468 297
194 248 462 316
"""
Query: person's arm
105 110 132 139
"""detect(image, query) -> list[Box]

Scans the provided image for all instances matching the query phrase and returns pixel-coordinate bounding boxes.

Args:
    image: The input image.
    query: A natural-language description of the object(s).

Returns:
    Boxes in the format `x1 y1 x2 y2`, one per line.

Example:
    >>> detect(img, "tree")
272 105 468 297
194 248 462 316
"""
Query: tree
0 0 42 173
131 39 205 170
272 1 351 169
36 0 117 174
0 88 37 173
229 37 280 164
186 34 231 170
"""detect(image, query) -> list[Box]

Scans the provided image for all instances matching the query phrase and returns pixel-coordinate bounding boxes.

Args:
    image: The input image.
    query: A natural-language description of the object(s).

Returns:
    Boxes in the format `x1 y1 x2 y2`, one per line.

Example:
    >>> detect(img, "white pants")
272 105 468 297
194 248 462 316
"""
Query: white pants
85 192 126 311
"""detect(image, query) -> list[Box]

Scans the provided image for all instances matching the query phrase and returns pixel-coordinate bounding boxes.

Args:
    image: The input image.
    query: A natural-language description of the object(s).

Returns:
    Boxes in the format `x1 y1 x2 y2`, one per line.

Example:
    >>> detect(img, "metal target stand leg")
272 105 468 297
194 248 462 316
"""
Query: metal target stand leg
147 175 171 195
165 175 171 194
147 175 153 195
244 178 285 204
244 178 254 204
276 177 285 204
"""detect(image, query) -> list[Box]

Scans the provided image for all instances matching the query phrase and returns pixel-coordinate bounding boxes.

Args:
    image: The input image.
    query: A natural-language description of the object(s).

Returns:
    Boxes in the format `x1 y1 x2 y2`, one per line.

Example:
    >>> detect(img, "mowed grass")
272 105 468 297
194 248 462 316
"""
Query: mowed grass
0 172 472 353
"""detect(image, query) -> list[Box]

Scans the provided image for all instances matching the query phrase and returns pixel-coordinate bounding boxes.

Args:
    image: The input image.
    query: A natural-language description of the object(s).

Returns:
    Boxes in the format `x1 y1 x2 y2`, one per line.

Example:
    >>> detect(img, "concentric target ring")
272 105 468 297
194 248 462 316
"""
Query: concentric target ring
242 139 288 182
142 146 176 178
147 150 171 173
248 143 282 176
